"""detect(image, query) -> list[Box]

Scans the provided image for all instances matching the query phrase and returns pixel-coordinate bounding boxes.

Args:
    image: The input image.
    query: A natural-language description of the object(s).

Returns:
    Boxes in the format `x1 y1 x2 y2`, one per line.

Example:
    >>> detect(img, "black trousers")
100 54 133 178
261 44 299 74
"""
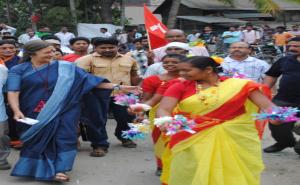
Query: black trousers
80 89 112 149
109 97 135 141
269 122 296 147
269 99 299 147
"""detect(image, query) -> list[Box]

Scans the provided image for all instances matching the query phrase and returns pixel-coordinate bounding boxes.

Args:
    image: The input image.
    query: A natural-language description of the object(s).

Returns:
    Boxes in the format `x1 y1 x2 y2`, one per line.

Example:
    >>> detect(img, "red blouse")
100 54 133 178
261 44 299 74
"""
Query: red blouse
142 75 163 94
164 81 196 101
156 78 182 95
164 77 229 101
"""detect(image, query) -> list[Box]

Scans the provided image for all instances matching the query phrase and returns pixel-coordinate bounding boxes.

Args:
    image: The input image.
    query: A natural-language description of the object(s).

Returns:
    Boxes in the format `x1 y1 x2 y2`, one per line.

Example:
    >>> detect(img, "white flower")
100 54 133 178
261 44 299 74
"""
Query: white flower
154 116 173 127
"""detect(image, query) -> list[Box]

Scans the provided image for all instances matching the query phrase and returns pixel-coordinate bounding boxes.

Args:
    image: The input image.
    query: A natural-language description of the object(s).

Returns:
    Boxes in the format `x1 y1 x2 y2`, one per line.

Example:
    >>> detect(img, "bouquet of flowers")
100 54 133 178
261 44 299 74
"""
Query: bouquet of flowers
114 93 139 106
122 119 151 140
154 115 196 136
129 103 152 112
253 106 299 122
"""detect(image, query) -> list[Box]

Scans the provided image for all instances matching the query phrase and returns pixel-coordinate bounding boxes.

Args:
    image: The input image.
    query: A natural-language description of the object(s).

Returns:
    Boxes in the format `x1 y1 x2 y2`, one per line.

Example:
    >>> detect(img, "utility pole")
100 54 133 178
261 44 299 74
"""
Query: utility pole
69 0 78 25
5 0 12 25
120 0 125 29
28 0 37 31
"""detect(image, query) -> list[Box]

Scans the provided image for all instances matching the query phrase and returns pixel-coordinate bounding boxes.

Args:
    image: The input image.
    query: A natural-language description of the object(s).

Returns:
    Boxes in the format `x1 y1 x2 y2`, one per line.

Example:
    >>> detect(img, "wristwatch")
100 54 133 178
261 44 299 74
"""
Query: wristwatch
113 84 121 91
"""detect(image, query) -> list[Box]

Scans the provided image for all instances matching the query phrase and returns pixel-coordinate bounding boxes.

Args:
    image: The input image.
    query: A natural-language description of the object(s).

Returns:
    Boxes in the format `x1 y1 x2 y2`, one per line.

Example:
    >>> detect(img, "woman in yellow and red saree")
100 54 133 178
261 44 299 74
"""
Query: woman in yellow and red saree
157 56 276 185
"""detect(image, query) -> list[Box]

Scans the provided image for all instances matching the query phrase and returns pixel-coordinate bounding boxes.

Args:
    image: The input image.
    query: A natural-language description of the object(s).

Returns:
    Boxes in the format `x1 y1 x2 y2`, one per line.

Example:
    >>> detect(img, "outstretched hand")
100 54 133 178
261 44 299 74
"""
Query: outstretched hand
269 120 282 125
120 85 142 94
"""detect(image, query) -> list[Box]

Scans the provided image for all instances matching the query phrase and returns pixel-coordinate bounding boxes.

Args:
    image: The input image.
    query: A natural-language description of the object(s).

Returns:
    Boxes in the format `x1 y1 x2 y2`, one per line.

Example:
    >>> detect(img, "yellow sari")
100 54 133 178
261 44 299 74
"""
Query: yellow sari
161 78 269 185
148 79 182 169
149 104 170 169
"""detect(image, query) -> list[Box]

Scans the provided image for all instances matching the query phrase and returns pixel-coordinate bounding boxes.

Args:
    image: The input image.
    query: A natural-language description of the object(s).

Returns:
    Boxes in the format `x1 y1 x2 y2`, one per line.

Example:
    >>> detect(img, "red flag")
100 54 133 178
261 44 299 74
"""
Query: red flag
144 4 168 50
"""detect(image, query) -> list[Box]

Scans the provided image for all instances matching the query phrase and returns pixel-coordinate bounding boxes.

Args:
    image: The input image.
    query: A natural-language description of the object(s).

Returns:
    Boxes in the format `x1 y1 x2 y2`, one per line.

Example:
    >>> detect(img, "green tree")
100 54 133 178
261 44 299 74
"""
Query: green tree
0 0 132 34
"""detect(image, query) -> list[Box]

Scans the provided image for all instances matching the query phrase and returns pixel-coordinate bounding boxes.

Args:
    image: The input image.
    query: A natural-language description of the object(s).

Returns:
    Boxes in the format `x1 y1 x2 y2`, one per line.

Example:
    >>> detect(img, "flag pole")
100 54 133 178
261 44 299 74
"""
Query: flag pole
146 30 152 51
144 4 152 51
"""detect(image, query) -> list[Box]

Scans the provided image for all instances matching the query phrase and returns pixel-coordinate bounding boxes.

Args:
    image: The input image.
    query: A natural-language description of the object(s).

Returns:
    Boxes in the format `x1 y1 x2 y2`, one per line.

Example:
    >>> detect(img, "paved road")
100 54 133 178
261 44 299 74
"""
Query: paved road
0 120 299 185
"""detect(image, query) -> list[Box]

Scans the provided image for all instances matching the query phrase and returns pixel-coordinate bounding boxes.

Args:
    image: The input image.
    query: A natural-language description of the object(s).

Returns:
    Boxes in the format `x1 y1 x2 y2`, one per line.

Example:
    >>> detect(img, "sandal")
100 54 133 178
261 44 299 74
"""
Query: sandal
90 147 108 157
54 173 70 182
155 168 162 176
121 140 137 148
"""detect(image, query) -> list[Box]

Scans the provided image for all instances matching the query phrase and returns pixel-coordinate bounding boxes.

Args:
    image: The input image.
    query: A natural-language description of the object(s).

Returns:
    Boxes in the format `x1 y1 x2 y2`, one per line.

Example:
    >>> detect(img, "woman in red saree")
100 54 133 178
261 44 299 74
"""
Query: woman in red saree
156 56 278 185
141 54 185 175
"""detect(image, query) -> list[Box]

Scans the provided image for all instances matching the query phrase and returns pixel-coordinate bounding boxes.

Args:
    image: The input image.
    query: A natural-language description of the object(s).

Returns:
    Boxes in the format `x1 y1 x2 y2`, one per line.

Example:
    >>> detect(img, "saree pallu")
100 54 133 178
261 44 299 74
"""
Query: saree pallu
161 78 269 185
7 61 107 180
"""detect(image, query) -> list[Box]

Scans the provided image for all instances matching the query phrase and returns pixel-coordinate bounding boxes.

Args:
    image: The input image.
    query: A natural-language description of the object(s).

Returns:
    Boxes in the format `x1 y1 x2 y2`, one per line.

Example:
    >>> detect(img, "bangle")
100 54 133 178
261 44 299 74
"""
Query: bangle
113 84 121 91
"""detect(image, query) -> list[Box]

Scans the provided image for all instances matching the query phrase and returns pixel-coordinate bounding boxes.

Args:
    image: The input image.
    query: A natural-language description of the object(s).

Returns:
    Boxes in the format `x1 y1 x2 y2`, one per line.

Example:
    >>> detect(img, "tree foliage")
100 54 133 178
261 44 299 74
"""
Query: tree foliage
0 0 130 33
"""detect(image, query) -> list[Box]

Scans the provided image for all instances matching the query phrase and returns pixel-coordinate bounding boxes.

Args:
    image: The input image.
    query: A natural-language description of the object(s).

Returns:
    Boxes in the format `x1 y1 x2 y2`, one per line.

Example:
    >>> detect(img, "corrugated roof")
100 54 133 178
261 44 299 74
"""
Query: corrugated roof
177 15 246 23
224 13 272 19
181 0 300 10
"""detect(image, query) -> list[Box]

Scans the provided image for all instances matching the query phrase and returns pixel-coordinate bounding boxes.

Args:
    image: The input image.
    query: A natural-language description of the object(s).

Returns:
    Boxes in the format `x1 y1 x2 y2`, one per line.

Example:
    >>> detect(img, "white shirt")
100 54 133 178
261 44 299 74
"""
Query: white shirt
99 31 112 38
0 26 16 36
241 30 260 44
55 32 76 47
0 64 8 122
18 34 40 44
117 33 128 45
143 63 166 79
187 33 200 42
222 56 270 82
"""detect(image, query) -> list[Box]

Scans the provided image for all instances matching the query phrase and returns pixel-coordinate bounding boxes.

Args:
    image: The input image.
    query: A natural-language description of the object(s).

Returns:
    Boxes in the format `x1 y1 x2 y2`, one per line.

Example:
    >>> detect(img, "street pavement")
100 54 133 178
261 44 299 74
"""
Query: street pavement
0 120 299 185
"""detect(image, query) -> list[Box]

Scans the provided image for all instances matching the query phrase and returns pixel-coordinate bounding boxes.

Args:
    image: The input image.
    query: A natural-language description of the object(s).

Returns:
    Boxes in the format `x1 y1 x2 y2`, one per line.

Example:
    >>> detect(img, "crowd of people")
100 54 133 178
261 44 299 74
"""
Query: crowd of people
0 22 299 185
188 23 300 55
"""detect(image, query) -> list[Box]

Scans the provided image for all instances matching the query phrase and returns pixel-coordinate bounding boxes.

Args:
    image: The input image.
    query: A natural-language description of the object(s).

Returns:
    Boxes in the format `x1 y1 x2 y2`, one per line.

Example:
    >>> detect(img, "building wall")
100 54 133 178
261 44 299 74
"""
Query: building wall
150 0 165 5
124 0 163 6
